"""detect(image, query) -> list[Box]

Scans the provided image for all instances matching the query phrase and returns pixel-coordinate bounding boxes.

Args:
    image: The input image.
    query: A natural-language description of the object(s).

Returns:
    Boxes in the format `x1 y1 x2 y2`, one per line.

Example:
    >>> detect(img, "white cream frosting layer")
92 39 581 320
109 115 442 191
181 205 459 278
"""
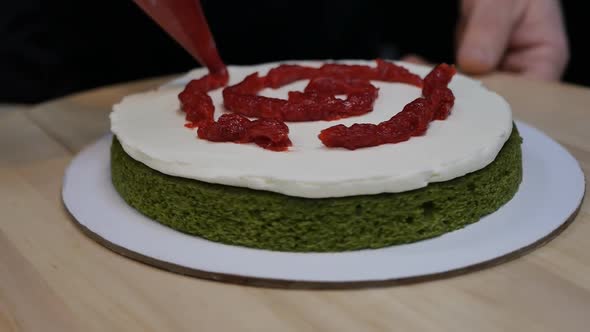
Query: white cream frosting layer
110 61 513 198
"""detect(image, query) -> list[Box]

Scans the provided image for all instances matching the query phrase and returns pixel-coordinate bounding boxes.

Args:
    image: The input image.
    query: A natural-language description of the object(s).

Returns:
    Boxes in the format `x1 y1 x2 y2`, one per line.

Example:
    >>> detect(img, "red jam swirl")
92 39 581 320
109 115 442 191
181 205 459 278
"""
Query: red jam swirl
178 60 455 151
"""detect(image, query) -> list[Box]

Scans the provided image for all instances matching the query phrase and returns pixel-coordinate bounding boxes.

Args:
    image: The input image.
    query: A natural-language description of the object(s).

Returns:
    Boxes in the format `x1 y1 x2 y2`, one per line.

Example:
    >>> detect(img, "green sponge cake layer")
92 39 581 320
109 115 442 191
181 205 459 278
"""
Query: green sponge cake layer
111 127 522 252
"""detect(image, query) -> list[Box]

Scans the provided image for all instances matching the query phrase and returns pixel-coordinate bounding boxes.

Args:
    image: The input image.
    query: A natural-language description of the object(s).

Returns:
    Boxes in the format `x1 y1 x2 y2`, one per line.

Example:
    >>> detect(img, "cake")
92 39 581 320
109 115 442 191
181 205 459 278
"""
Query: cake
110 60 522 252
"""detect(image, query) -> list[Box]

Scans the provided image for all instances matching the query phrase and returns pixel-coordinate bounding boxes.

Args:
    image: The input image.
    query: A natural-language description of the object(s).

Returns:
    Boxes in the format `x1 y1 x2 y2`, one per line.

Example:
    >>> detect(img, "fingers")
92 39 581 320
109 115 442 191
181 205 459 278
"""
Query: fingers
456 0 518 75
456 0 569 81
501 45 567 81
499 0 569 80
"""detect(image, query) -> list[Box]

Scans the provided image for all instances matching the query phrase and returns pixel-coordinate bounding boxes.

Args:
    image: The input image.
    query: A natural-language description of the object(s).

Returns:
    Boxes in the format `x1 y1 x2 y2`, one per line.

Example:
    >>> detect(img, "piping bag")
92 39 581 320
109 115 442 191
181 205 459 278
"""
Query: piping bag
133 0 228 81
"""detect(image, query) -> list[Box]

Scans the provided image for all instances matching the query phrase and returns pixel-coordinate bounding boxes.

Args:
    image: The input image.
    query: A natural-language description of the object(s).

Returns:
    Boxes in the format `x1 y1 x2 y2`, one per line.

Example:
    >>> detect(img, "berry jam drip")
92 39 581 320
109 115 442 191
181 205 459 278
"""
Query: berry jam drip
197 114 292 152
319 64 456 150
178 72 229 127
178 61 455 151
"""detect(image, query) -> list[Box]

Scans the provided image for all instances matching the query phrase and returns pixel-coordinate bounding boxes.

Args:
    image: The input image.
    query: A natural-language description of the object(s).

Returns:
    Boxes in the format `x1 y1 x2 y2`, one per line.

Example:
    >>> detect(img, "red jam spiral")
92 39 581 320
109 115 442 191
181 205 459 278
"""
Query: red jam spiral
178 60 455 151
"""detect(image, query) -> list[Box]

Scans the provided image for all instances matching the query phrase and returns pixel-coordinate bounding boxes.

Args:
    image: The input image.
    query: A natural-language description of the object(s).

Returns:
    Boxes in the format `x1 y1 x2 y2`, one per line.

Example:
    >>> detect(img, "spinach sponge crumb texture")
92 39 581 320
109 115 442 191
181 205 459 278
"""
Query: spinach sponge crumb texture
110 127 522 252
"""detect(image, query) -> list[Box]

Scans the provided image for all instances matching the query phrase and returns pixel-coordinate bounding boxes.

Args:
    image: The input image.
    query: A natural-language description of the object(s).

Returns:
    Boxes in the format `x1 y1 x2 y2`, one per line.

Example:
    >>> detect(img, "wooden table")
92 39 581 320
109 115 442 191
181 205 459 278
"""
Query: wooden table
1 73 589 331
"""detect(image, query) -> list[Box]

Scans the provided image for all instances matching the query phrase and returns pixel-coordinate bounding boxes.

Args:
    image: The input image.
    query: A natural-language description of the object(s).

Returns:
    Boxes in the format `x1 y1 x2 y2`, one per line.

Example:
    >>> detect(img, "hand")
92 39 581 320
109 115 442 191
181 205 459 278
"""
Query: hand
456 0 569 80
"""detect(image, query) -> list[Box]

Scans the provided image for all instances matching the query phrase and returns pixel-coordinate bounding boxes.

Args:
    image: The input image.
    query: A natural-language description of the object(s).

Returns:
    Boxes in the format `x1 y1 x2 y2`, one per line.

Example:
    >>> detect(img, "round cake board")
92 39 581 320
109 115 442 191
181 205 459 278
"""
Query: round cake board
63 121 585 288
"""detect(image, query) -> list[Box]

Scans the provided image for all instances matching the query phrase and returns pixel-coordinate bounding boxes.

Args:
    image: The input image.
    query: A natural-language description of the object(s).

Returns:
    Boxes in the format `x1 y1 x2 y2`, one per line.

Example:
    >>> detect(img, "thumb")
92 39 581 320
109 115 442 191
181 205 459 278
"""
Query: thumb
456 1 515 75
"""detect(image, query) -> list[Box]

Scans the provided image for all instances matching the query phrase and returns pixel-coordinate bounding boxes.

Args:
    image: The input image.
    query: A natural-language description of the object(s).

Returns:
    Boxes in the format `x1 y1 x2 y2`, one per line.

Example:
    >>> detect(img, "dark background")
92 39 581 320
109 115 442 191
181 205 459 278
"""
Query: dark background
0 1 586 104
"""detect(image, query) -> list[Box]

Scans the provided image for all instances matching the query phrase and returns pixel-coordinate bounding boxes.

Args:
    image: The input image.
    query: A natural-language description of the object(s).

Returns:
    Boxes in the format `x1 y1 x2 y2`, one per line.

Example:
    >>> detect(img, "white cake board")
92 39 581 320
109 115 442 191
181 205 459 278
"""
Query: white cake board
63 121 585 288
